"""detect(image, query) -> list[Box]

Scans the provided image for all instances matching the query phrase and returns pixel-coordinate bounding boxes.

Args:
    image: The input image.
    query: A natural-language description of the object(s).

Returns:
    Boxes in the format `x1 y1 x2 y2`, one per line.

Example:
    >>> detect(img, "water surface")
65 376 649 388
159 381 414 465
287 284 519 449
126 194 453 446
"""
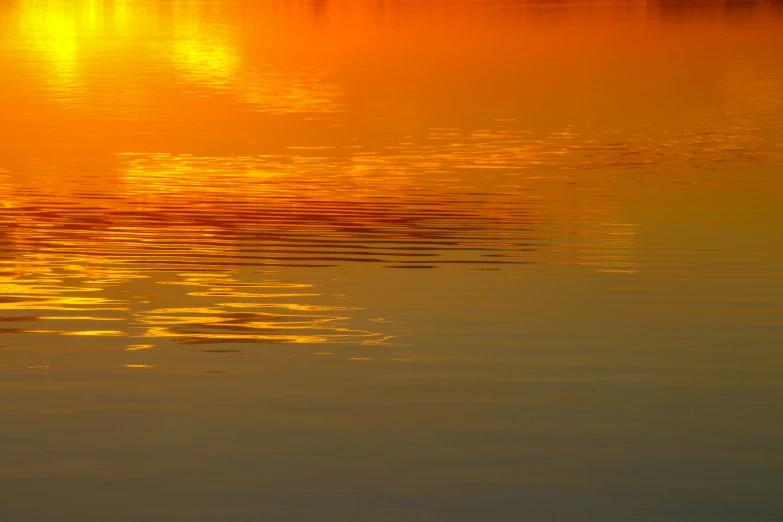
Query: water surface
1 0 782 520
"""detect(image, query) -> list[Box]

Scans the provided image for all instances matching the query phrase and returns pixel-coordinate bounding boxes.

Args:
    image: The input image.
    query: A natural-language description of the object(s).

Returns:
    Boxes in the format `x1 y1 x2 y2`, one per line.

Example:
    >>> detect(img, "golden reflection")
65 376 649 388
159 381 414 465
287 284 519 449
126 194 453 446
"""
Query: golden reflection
8 0 341 112
0 1 781 518
61 330 126 336
117 150 635 270
170 14 241 87
1 0 782 356
0 168 394 347
0 235 392 346
125 344 154 351
15 0 81 99
41 316 123 321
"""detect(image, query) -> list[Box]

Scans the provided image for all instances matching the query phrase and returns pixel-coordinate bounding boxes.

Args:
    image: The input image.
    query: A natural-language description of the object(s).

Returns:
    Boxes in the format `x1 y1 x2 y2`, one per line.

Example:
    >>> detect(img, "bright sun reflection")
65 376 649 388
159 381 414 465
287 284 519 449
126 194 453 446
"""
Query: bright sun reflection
12 0 341 111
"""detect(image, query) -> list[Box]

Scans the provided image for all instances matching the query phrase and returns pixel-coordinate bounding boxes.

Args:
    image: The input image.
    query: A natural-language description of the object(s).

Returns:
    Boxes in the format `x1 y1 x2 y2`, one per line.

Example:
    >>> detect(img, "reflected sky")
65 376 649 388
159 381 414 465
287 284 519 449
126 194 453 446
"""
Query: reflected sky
0 1 782 521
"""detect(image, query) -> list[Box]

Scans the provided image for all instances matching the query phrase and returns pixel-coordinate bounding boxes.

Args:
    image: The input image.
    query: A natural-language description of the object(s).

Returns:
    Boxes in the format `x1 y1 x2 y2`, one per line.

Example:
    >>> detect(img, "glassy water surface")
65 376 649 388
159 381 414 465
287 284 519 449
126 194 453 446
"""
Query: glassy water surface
1 0 782 520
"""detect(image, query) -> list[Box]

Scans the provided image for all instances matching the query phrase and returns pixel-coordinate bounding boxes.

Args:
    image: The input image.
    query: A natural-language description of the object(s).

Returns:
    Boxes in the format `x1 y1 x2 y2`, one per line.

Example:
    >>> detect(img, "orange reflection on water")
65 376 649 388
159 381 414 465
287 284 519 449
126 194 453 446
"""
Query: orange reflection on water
0 1 782 519
1 0 782 356
5 0 341 112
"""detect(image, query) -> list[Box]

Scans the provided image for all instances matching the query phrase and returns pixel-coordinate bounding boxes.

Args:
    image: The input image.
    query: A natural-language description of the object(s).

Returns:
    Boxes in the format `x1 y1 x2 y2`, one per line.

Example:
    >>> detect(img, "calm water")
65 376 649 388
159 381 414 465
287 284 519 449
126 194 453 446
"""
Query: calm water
1 0 782 520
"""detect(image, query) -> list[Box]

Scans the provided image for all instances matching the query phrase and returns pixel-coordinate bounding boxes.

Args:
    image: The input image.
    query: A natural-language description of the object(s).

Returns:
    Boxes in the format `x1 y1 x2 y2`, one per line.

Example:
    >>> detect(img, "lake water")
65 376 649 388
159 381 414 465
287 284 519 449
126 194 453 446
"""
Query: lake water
1 0 782 520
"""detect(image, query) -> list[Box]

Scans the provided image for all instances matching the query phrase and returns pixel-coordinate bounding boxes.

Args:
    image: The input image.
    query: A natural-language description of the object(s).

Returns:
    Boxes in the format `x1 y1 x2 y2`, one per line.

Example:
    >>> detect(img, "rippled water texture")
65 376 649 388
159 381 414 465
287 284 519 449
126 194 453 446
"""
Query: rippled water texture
1 1 782 520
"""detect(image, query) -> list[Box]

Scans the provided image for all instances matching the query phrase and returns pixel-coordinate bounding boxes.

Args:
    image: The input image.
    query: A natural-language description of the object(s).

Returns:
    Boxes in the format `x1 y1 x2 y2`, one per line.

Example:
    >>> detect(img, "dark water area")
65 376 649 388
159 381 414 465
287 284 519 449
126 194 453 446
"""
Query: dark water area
0 0 782 520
